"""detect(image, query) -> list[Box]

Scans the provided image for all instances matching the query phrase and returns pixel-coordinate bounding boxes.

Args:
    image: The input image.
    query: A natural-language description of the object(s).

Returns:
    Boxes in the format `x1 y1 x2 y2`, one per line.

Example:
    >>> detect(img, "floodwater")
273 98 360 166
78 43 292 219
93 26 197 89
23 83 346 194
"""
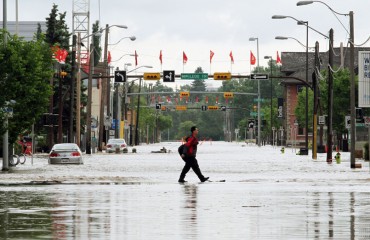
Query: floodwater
1 141 370 239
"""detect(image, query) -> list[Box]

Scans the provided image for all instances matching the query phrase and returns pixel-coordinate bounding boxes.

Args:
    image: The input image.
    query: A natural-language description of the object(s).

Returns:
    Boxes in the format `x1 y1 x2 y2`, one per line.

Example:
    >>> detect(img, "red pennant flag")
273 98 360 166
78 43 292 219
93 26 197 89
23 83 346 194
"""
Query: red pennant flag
175 98 178 104
167 96 171 102
151 96 155 104
108 51 112 64
229 51 234 64
205 96 208 104
55 49 68 63
210 50 215 64
250 51 256 65
277 51 282 65
134 50 138 66
183 51 188 64
216 96 218 104
159 50 163 65
196 96 199 103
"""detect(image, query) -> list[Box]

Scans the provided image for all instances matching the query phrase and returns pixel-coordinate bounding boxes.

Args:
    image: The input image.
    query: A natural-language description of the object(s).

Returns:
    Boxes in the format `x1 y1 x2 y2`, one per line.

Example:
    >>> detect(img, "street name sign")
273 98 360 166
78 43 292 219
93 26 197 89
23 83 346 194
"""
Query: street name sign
181 73 208 80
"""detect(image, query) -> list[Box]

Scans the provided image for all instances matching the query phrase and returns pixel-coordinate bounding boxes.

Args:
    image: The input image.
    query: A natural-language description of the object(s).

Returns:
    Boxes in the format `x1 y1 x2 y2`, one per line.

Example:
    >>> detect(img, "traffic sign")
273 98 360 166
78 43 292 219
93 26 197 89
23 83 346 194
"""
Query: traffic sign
208 106 219 110
180 91 190 97
345 115 351 129
250 112 264 117
223 92 234 98
250 74 269 80
114 70 126 83
220 106 226 111
155 103 161 110
318 115 325 125
163 70 175 82
181 73 208 80
176 105 187 111
144 72 161 80
201 105 208 111
213 72 231 80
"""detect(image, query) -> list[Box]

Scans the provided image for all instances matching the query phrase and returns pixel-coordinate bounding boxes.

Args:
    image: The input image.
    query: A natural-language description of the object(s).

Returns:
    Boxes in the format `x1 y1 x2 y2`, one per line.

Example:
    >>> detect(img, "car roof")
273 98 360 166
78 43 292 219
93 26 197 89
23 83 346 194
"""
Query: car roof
108 139 126 142
52 143 80 150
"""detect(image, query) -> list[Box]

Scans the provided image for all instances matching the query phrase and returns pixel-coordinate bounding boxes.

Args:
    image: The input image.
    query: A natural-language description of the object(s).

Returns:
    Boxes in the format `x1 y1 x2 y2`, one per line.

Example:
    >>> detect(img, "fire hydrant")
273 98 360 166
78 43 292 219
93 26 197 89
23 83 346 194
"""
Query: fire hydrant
335 152 341 164
280 147 285 154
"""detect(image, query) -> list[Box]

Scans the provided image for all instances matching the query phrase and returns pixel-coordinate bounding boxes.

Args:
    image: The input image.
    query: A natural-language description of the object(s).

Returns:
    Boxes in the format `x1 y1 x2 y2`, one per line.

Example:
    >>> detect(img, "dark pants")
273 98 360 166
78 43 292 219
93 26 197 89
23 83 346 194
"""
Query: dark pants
179 156 205 181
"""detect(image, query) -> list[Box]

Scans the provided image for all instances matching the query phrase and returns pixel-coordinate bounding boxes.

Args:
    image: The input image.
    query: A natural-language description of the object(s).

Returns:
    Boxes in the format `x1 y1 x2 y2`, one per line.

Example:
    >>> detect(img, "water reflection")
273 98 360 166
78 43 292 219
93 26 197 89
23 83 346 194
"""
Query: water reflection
1 186 370 239
181 184 198 239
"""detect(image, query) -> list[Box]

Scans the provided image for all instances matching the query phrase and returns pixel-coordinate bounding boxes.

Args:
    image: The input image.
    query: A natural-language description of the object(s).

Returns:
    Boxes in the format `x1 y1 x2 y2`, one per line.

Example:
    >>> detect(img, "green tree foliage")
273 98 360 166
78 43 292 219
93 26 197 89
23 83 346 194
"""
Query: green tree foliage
294 68 353 136
92 21 102 67
0 32 54 142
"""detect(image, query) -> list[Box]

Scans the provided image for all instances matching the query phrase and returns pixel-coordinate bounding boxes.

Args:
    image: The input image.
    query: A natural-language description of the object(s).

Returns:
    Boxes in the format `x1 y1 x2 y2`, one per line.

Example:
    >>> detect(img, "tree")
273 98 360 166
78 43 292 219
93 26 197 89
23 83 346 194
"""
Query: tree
0 32 54 144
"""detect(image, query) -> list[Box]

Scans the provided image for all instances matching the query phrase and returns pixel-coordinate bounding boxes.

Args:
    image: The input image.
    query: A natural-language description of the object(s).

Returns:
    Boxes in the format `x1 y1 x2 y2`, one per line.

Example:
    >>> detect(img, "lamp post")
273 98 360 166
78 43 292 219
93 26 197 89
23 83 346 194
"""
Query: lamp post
99 24 128 151
131 66 153 146
272 15 310 155
249 37 261 147
264 55 273 145
297 0 356 167
80 24 127 154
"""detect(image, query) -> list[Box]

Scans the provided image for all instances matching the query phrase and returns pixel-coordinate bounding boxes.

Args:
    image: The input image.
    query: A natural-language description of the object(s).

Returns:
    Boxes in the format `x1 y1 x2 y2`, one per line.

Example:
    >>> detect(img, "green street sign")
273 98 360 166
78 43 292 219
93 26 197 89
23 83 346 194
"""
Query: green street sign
253 98 265 103
250 112 264 117
181 73 208 80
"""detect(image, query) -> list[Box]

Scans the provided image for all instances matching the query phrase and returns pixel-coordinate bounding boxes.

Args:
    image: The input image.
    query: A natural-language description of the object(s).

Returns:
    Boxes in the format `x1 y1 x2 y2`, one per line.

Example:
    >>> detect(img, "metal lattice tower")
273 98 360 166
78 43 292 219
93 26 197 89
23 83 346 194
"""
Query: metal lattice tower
72 0 90 65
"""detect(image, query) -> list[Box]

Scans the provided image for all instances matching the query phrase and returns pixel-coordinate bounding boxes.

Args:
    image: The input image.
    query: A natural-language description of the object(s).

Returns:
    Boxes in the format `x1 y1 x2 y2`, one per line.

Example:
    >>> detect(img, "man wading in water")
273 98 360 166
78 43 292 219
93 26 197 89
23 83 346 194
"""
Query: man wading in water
178 126 209 183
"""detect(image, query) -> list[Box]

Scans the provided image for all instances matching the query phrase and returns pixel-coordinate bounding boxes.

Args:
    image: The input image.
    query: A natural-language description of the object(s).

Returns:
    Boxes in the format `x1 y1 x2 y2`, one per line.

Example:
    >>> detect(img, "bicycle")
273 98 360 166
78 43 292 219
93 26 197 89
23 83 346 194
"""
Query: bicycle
9 154 20 166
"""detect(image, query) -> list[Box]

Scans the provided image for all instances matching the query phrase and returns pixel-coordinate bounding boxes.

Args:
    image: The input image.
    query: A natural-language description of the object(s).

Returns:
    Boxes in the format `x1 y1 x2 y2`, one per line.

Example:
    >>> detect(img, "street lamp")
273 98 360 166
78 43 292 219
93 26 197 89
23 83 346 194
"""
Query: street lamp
275 36 314 50
80 24 127 154
264 55 273 145
109 36 136 46
131 66 153 146
249 37 261 147
96 24 128 152
297 1 356 167
272 15 309 155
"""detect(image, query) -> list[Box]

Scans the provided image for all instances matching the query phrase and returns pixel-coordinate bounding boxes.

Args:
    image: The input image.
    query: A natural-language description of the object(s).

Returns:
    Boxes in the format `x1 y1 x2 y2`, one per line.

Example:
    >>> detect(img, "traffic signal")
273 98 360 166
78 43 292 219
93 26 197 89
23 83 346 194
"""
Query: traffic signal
253 105 257 111
180 91 190 97
213 72 231 80
60 71 68 78
176 105 187 111
208 106 219 110
143 72 161 80
223 92 234 98
161 106 167 111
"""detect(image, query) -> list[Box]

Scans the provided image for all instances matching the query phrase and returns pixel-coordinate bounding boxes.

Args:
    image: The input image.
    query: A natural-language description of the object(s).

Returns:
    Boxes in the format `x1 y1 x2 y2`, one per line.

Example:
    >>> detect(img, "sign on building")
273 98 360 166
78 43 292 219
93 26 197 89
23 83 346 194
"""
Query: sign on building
358 51 370 107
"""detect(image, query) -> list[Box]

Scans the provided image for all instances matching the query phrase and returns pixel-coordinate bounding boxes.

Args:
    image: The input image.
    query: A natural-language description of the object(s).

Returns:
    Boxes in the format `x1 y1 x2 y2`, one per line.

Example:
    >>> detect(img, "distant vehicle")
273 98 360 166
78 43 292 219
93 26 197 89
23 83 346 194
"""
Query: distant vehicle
106 139 127 153
49 143 83 164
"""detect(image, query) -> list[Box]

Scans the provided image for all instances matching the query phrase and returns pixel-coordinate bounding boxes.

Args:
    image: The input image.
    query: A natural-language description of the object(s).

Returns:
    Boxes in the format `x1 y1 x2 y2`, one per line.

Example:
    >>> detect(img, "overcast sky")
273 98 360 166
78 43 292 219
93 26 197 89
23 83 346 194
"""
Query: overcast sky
1 0 370 88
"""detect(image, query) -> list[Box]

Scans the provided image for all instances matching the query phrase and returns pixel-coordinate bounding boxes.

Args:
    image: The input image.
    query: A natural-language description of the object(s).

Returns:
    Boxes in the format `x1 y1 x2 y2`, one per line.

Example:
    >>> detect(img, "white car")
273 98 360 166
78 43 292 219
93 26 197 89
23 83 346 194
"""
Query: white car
106 139 127 153
49 143 83 164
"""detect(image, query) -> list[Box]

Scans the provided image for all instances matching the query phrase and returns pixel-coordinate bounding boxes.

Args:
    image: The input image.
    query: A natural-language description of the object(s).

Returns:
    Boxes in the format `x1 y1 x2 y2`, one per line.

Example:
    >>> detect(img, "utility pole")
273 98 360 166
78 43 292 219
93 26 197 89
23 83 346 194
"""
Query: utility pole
69 34 76 143
312 41 319 159
349 11 356 168
327 28 334 163
86 43 94 154
76 33 81 147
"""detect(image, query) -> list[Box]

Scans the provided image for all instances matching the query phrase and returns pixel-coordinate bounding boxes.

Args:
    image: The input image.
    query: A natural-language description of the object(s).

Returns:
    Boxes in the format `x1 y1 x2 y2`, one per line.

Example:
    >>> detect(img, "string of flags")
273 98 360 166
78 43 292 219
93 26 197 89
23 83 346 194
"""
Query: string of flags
129 50 282 66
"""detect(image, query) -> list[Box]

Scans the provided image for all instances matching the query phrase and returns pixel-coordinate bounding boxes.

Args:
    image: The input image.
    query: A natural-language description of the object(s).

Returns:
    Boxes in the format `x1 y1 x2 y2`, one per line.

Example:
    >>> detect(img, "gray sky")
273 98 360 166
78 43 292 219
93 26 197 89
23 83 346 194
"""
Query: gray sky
2 0 370 88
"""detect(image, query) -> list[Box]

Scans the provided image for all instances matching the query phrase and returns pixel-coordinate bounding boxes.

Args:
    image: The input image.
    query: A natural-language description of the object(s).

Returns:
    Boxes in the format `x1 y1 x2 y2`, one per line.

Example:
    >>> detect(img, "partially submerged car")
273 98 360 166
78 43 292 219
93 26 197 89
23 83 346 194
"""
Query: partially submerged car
106 139 127 153
49 143 83 164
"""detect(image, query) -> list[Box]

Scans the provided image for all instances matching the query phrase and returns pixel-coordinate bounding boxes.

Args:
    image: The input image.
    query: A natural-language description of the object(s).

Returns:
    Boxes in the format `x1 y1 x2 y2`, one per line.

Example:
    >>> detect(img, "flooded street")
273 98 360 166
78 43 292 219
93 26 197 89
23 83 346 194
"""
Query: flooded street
1 141 370 239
